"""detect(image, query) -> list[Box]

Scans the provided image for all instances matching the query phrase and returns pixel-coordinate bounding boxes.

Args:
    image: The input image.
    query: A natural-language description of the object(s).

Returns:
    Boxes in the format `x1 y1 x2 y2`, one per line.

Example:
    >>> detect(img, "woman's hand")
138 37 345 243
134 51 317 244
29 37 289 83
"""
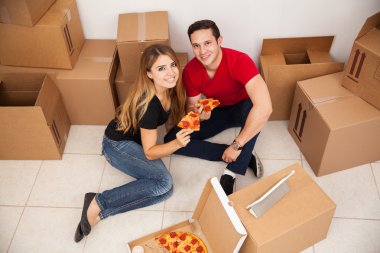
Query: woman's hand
175 129 193 148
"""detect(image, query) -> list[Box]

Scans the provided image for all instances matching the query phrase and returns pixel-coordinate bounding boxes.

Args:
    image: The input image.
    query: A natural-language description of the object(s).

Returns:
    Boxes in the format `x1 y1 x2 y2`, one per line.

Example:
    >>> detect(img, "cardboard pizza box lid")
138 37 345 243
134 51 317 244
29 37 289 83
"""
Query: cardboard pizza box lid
127 177 247 253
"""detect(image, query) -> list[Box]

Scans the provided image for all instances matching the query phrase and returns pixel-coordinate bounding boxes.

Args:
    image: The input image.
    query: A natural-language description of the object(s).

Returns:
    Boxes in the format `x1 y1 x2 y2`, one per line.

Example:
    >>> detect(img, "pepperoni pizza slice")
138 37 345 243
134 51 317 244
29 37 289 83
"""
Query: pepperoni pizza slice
177 111 200 131
198 98 220 112
155 231 207 253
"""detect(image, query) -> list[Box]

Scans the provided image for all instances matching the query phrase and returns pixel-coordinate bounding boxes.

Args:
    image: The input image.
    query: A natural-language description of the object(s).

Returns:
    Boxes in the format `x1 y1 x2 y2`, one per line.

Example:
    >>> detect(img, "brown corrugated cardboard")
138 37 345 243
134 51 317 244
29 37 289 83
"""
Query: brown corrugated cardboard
0 73 70 160
0 0 55 26
260 36 344 120
54 39 119 125
115 65 132 105
0 0 84 69
229 163 336 253
117 11 170 83
176 52 188 70
342 12 380 110
127 178 247 253
289 72 380 176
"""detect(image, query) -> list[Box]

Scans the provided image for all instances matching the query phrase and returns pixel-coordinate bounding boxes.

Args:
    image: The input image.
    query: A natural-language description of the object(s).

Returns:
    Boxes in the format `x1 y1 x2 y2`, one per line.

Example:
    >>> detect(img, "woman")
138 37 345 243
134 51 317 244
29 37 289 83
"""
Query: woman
74 44 192 242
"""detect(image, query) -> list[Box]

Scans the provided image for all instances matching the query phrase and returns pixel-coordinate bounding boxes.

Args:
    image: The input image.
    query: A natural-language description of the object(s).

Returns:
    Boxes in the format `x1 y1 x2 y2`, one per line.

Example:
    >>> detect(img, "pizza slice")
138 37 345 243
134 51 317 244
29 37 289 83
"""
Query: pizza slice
155 231 207 253
198 98 220 112
177 111 200 131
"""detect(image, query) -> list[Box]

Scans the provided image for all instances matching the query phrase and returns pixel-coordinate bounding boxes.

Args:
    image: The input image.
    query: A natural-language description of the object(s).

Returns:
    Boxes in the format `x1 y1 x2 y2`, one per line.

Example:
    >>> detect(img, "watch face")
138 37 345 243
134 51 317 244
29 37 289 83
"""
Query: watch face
233 142 239 151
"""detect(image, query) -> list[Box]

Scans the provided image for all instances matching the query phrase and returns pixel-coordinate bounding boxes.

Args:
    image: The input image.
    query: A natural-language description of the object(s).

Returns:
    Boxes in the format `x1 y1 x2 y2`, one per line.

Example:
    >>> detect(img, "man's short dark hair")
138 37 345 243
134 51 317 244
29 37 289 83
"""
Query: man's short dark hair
187 20 221 41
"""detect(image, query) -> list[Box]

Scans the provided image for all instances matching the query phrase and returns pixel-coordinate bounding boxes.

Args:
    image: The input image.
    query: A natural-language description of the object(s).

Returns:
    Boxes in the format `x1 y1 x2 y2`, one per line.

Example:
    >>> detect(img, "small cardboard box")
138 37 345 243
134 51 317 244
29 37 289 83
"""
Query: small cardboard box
229 163 336 253
288 72 380 176
0 0 55 26
54 39 119 125
127 177 247 253
117 11 170 83
260 36 344 120
0 0 84 69
342 12 380 110
0 73 70 160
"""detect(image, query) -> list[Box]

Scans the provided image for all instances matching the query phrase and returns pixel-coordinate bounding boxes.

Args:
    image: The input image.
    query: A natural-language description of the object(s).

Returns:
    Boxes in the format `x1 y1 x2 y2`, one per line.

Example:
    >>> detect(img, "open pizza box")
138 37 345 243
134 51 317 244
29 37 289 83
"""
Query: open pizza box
127 177 247 253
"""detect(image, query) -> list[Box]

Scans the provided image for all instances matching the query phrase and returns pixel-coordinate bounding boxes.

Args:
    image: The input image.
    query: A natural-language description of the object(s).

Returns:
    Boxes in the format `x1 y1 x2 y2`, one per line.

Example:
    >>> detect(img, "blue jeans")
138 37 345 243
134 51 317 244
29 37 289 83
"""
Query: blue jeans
164 99 259 175
97 136 173 219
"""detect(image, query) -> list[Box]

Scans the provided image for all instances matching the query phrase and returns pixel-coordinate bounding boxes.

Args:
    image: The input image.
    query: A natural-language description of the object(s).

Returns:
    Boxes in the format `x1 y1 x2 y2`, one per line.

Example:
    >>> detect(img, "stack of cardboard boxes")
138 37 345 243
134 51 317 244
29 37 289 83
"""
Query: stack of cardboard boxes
288 12 380 176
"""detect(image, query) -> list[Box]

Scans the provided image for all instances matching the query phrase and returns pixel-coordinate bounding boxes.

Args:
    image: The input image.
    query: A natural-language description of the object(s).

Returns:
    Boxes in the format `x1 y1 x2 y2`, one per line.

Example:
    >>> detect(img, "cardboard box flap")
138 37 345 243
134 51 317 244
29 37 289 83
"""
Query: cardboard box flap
261 36 334 55
35 75 61 125
117 11 169 43
356 28 380 55
37 0 75 26
355 12 380 40
193 177 247 253
57 40 116 79
316 96 380 130
0 106 48 126
300 72 353 104
307 50 335 63
229 163 336 245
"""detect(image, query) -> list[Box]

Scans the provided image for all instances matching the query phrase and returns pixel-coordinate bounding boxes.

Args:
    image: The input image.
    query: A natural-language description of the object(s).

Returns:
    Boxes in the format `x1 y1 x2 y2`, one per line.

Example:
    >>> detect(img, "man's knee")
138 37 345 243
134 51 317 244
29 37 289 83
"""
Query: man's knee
164 128 178 143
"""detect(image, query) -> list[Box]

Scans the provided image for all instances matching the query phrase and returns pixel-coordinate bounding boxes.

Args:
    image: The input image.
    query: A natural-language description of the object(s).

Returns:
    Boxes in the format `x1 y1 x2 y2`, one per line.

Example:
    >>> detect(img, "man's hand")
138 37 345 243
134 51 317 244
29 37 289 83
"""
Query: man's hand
194 103 211 121
222 145 241 163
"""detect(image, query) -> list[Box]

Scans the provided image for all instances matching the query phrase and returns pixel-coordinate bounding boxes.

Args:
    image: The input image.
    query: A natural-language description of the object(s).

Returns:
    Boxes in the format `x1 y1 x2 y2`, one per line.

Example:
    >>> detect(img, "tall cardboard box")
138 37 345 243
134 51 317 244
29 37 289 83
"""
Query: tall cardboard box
0 0 55 26
342 12 380 110
0 73 70 160
229 163 336 253
288 72 380 176
260 36 344 120
115 65 131 105
0 0 84 69
117 11 170 83
55 39 119 125
128 178 247 253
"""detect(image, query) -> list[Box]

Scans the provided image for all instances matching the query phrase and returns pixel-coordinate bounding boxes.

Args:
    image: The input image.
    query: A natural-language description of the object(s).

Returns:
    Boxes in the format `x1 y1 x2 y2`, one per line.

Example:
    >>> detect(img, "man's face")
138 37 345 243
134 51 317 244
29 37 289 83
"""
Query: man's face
190 28 222 68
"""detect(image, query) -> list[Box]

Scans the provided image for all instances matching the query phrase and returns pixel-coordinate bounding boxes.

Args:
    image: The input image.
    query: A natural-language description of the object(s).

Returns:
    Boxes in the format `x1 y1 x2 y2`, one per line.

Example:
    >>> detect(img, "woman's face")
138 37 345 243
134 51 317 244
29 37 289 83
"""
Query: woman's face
147 54 179 92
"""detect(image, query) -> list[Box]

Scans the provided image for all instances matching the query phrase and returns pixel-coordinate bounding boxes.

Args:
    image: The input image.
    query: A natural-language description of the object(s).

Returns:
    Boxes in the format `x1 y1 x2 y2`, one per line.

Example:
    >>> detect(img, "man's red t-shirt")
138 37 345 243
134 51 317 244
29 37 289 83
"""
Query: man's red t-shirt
182 47 259 106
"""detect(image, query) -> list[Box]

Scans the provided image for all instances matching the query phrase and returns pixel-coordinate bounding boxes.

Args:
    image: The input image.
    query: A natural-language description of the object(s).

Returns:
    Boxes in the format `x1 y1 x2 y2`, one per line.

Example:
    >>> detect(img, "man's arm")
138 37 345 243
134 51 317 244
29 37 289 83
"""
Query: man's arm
222 74 272 163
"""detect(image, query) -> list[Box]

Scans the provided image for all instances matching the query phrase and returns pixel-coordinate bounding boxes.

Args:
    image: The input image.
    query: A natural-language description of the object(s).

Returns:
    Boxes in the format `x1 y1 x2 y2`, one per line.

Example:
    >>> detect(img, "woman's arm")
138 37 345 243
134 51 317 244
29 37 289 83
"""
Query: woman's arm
141 128 193 160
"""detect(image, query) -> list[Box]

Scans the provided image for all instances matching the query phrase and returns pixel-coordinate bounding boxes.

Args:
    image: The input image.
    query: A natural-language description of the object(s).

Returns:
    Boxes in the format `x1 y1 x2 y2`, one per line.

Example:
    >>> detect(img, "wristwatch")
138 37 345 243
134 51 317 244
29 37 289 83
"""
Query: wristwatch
231 140 243 151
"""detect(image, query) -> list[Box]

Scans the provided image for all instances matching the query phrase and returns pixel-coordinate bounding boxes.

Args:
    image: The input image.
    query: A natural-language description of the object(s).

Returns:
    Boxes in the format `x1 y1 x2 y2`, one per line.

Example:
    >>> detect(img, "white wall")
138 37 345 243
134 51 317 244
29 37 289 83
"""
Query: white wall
76 0 380 64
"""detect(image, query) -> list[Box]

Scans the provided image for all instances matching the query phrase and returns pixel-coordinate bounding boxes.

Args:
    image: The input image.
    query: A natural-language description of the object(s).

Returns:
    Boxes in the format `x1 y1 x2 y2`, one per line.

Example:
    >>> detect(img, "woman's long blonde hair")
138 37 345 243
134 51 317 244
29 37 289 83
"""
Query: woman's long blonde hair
116 44 186 133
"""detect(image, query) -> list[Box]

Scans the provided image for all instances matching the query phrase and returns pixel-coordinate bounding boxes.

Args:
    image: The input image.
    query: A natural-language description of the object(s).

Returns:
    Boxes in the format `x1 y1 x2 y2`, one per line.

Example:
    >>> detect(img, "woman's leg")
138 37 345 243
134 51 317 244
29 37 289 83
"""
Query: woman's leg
97 137 173 219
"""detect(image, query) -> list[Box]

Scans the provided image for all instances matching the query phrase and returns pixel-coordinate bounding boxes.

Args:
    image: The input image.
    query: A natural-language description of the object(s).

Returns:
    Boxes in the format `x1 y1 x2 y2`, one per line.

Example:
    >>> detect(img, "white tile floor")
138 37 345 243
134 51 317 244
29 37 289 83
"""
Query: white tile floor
1 121 380 253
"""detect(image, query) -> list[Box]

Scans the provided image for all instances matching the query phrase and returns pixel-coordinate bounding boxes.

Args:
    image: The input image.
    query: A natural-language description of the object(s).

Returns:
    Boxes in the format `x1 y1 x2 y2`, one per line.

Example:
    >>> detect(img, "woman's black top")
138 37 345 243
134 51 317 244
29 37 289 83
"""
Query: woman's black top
105 95 170 145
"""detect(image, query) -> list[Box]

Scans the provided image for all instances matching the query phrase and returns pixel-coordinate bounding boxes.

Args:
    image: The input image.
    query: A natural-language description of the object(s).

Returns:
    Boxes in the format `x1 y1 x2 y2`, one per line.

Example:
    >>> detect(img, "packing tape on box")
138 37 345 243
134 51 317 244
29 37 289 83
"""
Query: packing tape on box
84 57 113 63
61 8 72 22
0 7 11 23
137 13 147 42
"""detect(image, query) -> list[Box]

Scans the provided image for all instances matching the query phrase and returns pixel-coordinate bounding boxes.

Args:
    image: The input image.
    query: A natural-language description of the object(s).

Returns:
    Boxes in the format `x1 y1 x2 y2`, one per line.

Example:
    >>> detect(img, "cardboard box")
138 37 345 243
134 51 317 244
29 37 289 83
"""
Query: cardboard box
0 0 84 69
128 177 247 253
342 12 380 110
229 163 336 253
0 0 55 26
288 72 380 176
115 51 188 105
0 73 70 160
54 39 119 125
260 36 344 120
117 11 170 83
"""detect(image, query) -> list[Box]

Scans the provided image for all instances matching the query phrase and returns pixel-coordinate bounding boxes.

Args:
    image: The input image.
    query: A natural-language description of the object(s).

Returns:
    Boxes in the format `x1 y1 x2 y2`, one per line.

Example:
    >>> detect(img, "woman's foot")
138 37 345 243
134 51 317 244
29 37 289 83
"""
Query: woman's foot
74 192 97 242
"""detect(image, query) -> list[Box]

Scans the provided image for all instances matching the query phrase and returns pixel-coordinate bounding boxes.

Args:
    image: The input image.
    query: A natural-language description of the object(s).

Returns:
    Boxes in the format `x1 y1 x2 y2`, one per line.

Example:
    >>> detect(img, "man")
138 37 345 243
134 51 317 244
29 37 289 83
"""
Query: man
164 20 272 195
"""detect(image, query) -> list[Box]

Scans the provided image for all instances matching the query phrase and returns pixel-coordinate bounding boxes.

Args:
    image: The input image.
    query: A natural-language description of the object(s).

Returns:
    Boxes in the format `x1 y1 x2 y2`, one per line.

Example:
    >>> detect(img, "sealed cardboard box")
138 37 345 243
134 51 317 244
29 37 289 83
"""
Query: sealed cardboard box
176 52 188 71
54 39 119 125
260 36 344 120
117 11 170 83
0 73 70 160
0 0 55 26
0 0 84 69
342 12 380 110
289 72 380 176
229 163 336 253
115 65 131 105
127 177 247 253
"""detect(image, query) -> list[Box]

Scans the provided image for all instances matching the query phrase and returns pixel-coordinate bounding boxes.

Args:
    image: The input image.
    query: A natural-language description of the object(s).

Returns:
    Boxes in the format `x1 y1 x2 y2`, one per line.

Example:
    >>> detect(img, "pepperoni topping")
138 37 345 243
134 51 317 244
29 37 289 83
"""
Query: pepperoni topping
169 232 177 238
189 112 198 117
181 120 190 127
191 238 198 245
204 105 211 112
184 245 191 251
196 246 204 252
173 241 179 248
201 100 209 105
165 245 170 250
159 238 166 244
179 233 187 241
193 120 200 127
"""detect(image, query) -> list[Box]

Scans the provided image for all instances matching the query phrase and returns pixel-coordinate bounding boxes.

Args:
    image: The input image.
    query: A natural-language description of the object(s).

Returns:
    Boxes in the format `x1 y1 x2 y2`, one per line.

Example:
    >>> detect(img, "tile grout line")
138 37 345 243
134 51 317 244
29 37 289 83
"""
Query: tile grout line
332 216 380 222
6 160 44 253
370 163 380 200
